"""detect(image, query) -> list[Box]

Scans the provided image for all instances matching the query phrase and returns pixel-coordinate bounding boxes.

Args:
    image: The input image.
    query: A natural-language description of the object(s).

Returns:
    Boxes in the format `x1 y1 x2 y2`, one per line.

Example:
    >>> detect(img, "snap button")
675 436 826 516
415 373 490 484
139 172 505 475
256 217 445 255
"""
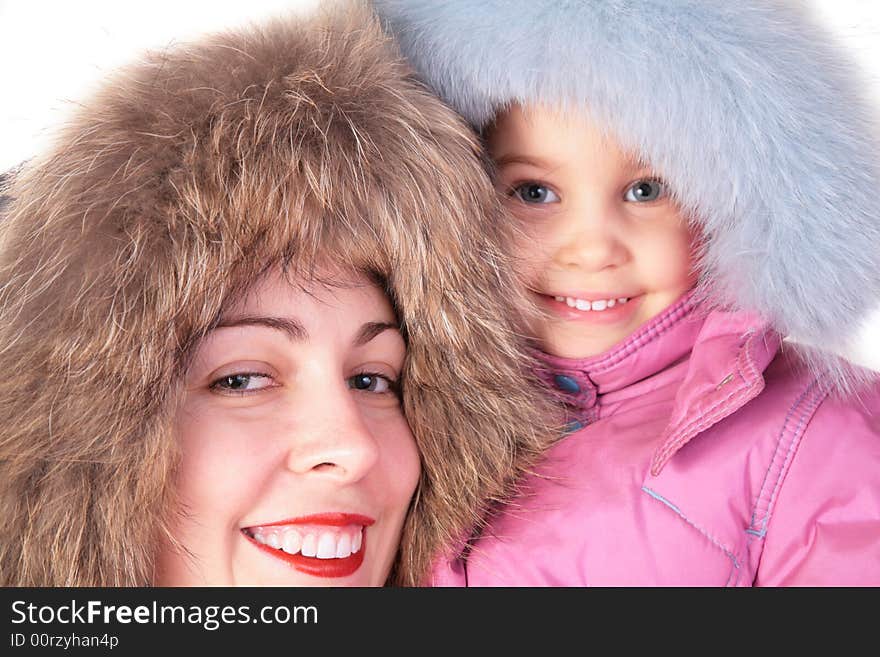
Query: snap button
563 420 585 434
553 374 581 394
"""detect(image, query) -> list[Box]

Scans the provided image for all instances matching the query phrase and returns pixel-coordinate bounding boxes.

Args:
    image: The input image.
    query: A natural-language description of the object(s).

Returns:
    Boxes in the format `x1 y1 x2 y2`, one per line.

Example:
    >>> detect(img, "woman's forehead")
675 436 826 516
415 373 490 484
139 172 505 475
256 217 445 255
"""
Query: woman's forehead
225 267 394 324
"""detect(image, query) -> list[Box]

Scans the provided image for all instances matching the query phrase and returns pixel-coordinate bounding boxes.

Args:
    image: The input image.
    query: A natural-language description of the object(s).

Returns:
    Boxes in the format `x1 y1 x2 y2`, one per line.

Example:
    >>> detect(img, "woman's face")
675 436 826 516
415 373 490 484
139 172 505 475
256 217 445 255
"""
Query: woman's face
157 269 420 586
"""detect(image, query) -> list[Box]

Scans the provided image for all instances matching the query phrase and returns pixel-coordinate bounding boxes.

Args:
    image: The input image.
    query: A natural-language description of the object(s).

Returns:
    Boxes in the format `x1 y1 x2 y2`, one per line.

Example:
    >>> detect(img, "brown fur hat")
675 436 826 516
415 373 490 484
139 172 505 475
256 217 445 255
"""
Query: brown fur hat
0 1 555 586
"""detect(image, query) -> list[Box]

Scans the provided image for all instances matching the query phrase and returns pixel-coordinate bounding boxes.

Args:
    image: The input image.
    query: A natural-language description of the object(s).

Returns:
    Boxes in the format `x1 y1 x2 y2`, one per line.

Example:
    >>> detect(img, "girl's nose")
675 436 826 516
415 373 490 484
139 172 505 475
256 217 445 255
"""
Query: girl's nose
284 387 380 484
552 206 628 272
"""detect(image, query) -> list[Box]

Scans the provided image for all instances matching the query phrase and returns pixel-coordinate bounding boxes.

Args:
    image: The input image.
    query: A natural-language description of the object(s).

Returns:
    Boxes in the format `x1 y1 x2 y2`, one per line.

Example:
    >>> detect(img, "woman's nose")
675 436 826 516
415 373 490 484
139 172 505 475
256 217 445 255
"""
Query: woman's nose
552 205 628 272
284 386 380 483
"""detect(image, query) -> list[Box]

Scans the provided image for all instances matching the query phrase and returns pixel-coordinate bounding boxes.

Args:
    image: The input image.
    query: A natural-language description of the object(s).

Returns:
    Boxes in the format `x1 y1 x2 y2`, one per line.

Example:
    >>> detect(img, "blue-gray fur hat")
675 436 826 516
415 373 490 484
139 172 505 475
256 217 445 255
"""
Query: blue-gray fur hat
374 0 880 385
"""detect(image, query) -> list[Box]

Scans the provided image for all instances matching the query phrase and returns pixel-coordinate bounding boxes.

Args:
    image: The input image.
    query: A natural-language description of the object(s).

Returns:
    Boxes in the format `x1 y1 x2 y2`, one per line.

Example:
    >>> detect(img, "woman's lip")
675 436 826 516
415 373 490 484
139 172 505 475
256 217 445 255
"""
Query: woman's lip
246 513 375 530
243 529 368 579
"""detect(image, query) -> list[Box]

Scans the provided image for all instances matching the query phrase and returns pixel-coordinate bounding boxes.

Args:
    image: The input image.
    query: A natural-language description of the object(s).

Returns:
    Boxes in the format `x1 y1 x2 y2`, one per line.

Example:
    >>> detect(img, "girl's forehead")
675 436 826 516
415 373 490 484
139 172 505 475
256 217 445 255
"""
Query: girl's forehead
488 103 649 171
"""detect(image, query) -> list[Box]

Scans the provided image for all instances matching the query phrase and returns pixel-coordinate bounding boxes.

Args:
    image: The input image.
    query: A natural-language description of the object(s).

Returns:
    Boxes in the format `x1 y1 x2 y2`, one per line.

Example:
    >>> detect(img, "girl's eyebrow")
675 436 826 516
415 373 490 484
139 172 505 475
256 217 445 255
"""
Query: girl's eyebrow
623 151 658 175
211 317 399 346
494 153 556 170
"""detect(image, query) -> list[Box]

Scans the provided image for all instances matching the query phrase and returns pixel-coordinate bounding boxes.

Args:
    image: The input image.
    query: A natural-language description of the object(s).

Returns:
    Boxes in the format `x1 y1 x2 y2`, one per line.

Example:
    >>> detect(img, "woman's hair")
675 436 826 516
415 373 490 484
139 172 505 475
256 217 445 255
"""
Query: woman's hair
0 0 556 586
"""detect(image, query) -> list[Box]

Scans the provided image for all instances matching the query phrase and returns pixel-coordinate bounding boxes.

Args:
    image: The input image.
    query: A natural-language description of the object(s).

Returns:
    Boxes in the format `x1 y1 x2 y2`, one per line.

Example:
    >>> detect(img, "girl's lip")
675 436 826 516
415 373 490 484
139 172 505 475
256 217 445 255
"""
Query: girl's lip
535 291 644 324
541 291 638 301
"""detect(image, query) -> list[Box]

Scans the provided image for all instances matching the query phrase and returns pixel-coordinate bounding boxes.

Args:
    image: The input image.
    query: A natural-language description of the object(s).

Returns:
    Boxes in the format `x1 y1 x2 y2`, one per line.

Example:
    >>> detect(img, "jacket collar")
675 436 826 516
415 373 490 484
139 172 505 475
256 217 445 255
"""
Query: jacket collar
534 290 780 473
650 315 780 475
534 291 704 423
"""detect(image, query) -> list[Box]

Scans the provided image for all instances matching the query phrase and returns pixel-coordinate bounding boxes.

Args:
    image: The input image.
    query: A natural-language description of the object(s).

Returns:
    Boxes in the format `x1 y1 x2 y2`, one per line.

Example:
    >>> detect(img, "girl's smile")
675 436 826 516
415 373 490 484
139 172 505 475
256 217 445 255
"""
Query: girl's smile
534 292 644 327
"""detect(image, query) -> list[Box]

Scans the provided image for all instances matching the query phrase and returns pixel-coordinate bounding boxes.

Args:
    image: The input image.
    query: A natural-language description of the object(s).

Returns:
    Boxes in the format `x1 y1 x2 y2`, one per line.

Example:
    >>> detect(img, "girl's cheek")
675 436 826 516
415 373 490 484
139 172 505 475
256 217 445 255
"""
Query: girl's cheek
512 225 555 275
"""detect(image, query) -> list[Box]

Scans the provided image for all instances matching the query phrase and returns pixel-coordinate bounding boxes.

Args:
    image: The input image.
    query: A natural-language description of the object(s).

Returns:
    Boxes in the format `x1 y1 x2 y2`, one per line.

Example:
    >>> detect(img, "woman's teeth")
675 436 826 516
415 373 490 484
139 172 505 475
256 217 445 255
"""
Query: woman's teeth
554 296 630 311
249 526 364 559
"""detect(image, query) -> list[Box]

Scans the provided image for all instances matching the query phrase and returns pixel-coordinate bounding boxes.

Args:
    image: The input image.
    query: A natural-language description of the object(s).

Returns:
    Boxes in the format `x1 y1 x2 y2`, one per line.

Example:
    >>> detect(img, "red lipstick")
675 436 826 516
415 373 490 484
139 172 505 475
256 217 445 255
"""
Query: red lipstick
244 513 375 579
258 513 374 528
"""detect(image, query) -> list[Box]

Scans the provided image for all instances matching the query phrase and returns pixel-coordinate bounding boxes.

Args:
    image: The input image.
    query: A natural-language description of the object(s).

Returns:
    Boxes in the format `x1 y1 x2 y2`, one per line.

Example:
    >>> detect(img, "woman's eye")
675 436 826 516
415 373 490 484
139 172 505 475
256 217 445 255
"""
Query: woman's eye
348 372 399 396
624 179 667 202
210 373 275 394
512 182 560 204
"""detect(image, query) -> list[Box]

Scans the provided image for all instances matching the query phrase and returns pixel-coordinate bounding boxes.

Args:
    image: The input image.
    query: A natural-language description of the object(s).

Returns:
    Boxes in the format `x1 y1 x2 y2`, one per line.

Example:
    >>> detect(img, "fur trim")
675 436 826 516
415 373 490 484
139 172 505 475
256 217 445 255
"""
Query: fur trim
0 0 556 586
373 0 880 390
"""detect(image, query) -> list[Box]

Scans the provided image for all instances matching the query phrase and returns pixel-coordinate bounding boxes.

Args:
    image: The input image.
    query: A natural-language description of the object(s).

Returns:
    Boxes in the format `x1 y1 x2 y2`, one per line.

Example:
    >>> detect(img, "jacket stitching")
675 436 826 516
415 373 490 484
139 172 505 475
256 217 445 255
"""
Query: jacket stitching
642 486 741 570
653 385 742 469
724 557 739 587
651 330 764 472
736 383 822 585
737 384 826 586
760 384 829 534
732 381 826 586
747 380 819 532
730 383 809 586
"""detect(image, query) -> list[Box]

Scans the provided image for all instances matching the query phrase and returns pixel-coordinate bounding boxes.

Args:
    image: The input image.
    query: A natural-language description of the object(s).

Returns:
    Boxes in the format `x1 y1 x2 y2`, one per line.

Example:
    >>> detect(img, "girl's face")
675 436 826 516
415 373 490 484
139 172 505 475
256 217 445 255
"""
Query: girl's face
157 269 420 586
488 103 698 359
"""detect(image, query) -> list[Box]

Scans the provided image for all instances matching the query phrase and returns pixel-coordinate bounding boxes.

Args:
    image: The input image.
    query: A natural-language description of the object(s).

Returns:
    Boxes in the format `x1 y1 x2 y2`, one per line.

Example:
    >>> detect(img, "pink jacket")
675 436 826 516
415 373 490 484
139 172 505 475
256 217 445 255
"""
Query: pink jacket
432 293 880 586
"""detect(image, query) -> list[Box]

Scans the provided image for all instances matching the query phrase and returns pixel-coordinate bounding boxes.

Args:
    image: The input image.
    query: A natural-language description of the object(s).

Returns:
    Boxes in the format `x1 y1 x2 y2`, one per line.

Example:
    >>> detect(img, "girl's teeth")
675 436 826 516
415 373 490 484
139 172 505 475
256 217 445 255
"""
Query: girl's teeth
267 533 281 549
556 296 630 311
352 530 362 553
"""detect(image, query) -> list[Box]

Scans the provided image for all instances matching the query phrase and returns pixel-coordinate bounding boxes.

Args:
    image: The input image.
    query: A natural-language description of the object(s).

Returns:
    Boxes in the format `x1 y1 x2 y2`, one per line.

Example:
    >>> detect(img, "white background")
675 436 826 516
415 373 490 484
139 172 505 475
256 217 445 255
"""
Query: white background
1 0 878 370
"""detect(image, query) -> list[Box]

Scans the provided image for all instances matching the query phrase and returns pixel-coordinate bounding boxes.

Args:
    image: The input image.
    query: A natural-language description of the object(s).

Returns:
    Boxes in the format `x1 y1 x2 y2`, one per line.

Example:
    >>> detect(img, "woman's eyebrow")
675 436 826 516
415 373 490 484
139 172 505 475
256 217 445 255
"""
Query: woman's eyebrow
354 322 399 347
214 316 307 341
212 317 398 346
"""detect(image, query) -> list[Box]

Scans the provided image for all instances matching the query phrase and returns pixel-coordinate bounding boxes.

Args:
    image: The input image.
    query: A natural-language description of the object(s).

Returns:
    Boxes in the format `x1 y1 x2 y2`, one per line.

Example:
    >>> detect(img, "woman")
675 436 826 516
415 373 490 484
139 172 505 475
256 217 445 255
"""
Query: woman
0 1 554 586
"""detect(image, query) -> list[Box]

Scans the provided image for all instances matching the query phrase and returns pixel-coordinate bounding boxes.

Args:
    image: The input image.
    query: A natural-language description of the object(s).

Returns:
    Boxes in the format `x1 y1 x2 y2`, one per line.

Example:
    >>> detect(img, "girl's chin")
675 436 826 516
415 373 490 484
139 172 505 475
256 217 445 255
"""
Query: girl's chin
539 328 634 360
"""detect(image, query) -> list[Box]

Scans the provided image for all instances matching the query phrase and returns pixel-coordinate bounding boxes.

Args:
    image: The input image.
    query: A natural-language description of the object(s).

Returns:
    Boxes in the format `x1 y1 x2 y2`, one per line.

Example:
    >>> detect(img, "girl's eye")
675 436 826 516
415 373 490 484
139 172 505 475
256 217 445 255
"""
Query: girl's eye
512 182 560 204
348 372 399 396
624 179 667 202
210 373 275 394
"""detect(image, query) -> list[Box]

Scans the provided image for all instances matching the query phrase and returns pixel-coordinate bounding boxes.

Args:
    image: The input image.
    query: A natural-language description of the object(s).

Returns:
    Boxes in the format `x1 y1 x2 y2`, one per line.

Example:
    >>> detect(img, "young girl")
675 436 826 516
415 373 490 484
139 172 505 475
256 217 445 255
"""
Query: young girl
374 0 880 585
0 1 554 586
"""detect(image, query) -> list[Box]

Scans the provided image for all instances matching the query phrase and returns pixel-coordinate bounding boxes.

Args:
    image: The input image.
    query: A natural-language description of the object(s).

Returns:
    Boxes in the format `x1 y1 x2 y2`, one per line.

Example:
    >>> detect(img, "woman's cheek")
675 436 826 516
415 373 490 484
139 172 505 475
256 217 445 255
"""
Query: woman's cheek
174 402 273 513
383 415 421 500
